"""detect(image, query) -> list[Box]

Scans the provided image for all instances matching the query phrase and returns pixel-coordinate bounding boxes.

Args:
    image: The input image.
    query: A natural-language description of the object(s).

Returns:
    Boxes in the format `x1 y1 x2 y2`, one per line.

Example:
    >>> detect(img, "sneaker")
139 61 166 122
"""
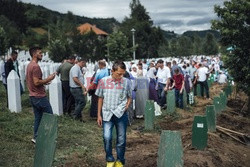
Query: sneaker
31 138 36 144
115 161 123 167
106 162 115 167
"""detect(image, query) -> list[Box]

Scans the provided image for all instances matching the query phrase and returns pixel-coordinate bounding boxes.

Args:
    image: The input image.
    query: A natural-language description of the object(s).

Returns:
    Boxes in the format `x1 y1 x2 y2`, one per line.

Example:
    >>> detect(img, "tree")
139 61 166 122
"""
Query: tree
0 0 27 33
192 34 203 56
72 31 105 61
47 17 74 62
0 15 22 49
212 0 250 112
202 32 218 55
106 31 132 61
169 38 179 57
120 0 165 59
158 40 170 57
24 28 48 49
177 36 193 57
0 26 9 57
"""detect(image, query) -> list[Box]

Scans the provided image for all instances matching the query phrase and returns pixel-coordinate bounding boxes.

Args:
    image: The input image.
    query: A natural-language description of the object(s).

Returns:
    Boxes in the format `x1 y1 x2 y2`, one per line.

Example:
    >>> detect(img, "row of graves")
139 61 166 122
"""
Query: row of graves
1 54 235 166
31 74 235 167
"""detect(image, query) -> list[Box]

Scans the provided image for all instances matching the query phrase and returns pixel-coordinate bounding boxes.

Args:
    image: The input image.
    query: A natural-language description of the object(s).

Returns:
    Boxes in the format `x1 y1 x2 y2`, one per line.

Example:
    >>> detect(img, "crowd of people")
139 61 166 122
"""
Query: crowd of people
1 47 229 167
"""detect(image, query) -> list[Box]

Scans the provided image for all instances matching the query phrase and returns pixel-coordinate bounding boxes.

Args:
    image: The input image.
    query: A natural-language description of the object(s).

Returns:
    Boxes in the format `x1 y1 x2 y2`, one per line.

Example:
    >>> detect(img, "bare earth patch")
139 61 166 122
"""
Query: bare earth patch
95 83 250 167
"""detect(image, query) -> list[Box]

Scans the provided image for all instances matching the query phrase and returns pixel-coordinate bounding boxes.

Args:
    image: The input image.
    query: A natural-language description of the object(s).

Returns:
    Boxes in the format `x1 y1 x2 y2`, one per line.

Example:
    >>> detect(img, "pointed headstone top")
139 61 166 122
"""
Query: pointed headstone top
7 70 19 79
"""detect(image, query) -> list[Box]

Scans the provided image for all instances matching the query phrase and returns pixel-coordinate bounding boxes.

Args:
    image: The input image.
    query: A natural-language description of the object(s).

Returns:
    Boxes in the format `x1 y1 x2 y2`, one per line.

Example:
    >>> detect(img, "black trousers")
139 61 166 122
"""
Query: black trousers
62 81 75 114
198 80 209 98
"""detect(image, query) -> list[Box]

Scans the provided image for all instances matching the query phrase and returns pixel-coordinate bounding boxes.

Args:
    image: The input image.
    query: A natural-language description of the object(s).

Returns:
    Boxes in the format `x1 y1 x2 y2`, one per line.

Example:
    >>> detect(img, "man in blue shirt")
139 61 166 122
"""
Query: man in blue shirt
89 60 110 118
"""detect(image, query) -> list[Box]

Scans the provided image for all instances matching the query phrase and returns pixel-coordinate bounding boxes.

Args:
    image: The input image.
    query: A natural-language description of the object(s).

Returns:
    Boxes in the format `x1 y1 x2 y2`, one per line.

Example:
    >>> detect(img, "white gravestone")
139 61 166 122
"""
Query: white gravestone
0 60 4 81
49 75 63 115
7 70 22 113
19 65 25 92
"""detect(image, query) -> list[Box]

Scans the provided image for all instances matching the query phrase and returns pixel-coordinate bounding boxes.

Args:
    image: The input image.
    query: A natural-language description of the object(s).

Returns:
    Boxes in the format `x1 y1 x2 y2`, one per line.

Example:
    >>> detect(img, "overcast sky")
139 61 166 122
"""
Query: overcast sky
20 0 225 34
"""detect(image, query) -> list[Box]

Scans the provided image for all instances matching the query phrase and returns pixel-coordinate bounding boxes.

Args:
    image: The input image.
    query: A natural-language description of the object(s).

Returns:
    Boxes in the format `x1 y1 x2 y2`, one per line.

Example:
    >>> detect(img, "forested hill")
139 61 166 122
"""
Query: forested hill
183 30 220 39
0 0 119 34
162 29 220 40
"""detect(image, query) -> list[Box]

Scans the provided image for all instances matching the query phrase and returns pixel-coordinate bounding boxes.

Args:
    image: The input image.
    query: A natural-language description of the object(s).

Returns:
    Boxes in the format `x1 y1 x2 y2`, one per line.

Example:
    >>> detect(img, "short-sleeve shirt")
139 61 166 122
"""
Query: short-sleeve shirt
26 61 46 97
95 76 132 121
56 62 73 81
94 68 109 84
173 74 184 90
69 64 84 88
197 67 208 82
156 66 171 84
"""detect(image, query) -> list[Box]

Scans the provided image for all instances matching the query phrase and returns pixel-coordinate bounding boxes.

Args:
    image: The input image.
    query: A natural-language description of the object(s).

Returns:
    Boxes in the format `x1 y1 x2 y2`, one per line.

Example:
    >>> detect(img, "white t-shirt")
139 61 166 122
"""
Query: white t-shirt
218 74 227 84
156 66 171 84
197 67 208 82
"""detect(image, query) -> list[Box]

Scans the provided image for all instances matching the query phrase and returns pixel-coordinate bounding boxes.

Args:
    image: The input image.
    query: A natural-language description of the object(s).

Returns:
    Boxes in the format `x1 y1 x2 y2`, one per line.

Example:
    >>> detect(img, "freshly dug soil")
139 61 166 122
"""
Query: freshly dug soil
95 83 250 167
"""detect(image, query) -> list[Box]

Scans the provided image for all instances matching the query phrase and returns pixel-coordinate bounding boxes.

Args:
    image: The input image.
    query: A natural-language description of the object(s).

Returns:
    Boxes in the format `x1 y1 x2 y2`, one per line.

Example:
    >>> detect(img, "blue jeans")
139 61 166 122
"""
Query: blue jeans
30 96 53 139
70 88 86 119
103 113 128 165
175 89 183 109
157 83 166 107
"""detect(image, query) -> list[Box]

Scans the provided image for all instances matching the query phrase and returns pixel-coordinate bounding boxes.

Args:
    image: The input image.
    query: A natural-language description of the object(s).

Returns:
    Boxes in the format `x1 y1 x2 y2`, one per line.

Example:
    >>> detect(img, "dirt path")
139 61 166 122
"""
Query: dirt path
95 83 250 167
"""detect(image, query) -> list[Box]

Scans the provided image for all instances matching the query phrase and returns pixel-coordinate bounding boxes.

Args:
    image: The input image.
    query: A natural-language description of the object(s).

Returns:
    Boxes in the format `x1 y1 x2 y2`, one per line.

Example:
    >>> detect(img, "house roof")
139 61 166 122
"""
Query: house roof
77 23 108 36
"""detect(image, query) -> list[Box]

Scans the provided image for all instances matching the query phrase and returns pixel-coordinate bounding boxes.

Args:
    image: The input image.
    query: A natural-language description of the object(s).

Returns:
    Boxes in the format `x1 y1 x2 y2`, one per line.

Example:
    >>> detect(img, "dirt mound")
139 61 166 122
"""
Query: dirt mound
94 83 250 167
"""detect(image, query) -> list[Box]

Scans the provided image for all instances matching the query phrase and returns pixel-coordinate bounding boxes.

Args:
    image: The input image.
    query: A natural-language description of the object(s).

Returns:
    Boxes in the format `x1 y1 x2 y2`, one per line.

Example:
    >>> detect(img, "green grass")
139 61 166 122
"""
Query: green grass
0 82 183 166
0 82 103 166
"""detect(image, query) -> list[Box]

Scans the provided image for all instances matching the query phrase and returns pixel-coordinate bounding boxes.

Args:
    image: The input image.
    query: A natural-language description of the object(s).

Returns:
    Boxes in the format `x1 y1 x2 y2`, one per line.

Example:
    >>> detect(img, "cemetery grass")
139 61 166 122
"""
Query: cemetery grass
0 82 103 167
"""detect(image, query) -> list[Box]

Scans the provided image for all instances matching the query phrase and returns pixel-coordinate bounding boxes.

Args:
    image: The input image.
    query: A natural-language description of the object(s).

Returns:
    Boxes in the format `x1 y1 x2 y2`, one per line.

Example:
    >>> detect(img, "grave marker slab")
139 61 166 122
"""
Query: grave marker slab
227 82 232 96
157 130 183 167
7 70 22 113
34 113 58 167
206 105 216 132
144 100 155 130
213 96 221 114
192 116 208 150
220 92 227 111
49 76 63 115
167 89 175 114
196 83 201 97
183 90 187 109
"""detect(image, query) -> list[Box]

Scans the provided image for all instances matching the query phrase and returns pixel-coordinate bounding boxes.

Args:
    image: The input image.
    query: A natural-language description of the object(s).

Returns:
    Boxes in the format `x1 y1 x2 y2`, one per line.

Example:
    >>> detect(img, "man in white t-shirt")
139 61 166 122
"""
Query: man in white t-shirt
197 63 210 99
156 59 171 108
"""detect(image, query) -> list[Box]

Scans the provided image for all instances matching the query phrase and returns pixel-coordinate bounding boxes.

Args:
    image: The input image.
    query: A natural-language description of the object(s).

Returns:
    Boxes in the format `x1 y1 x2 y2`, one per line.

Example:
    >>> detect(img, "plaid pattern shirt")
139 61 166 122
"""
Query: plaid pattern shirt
95 76 132 121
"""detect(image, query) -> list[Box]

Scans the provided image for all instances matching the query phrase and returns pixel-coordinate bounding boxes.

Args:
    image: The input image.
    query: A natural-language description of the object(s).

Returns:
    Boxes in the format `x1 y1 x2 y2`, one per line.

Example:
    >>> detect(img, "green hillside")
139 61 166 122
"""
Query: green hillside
0 0 119 34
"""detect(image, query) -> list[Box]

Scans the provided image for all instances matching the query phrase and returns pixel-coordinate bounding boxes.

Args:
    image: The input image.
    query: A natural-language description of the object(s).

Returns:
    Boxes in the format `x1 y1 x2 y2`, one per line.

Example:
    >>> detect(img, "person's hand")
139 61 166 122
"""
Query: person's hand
164 87 168 91
97 115 102 127
82 86 86 94
125 105 129 111
48 72 56 81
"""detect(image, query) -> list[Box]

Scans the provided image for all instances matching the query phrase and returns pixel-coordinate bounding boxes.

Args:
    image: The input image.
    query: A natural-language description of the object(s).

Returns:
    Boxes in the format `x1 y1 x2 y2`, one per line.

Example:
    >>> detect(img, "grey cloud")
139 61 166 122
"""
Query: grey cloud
186 16 217 26
20 0 226 34
150 11 209 18
154 19 184 26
